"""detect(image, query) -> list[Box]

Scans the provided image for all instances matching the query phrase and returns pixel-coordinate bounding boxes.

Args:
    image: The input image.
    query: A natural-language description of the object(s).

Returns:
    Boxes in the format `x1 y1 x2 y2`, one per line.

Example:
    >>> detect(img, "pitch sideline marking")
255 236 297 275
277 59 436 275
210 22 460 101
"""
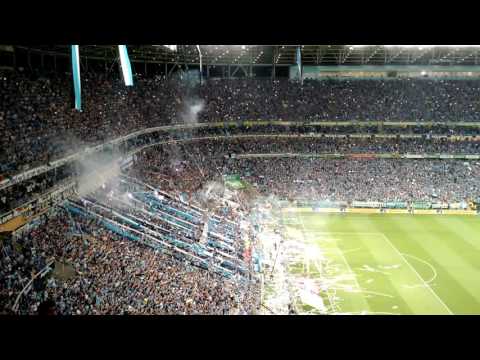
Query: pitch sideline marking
294 226 452 314
312 259 338 313
297 215 372 312
378 233 453 315
297 214 340 312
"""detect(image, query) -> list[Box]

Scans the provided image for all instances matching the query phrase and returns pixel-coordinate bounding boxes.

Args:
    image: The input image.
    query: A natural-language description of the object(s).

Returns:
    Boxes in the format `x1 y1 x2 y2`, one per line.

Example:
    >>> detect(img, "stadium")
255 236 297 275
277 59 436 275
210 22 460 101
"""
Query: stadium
2 44 480 315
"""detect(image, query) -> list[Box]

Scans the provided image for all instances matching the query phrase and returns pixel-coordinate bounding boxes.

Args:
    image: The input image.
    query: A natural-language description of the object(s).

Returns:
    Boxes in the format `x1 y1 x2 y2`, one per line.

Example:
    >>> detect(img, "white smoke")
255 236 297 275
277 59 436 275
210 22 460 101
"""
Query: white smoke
76 153 121 197
196 180 226 209
179 98 205 125
166 143 185 172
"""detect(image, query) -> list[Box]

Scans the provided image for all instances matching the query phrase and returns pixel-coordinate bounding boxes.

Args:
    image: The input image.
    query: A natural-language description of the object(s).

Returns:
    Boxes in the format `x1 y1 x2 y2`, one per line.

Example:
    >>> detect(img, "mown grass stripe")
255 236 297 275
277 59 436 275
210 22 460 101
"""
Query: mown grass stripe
386 216 480 314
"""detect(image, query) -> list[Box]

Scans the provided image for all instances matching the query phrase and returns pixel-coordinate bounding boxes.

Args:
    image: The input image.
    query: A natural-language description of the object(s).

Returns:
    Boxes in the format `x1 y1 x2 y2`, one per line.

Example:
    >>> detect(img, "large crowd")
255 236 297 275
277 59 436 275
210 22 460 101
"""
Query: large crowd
3 135 480 216
225 158 479 203
160 136 480 156
3 71 480 177
197 78 480 123
0 163 73 215
0 210 260 315
131 140 480 204
4 70 480 315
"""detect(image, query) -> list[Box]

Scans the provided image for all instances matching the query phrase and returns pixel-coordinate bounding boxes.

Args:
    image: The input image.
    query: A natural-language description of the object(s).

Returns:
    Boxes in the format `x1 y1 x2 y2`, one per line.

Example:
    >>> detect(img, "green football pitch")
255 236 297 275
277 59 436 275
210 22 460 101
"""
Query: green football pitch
274 211 480 315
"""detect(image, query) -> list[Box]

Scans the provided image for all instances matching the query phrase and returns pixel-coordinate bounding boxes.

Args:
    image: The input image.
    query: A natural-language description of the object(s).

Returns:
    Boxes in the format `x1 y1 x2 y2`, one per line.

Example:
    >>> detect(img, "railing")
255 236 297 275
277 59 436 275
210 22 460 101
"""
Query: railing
231 152 480 160
12 258 55 313
0 180 76 225
3 120 480 192
64 200 237 278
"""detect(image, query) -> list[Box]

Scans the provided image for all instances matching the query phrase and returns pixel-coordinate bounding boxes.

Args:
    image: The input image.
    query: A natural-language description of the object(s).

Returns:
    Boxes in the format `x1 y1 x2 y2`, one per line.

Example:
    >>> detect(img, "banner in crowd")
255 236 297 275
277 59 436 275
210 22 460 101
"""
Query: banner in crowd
71 45 82 111
296 46 302 84
118 45 134 86
224 174 246 190
224 174 241 182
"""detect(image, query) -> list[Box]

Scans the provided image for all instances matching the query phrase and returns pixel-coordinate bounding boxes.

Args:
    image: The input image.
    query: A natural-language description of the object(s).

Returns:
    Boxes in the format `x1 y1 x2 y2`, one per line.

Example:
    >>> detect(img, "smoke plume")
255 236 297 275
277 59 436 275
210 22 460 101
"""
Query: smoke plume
178 98 205 125
76 152 121 197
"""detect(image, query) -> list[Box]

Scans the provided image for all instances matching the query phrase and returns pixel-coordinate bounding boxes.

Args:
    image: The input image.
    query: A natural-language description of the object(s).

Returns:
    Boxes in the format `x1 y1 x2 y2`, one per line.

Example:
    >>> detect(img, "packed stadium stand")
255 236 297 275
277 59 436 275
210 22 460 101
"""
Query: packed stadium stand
2 45 480 315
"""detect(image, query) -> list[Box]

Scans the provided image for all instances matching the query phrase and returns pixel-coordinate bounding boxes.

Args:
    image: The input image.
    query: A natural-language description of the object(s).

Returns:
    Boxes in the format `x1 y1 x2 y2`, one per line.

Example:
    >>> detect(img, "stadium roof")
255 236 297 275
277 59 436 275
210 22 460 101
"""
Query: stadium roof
13 45 480 66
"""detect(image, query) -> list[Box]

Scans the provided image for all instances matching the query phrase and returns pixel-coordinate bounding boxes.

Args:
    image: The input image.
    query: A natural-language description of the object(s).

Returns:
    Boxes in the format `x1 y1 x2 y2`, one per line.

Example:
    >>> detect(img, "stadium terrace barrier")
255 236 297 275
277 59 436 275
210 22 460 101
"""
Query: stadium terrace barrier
64 200 235 278
12 259 55 313
66 188 247 276
0 180 76 226
4 120 480 191
285 201 474 213
232 152 480 160
282 207 477 216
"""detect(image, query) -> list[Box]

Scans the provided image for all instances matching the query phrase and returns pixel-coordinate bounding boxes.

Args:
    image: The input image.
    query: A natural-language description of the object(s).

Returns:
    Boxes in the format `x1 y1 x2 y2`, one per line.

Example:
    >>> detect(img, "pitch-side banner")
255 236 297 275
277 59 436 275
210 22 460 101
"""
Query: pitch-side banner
432 203 449 209
352 201 383 208
413 202 432 209
383 201 407 209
